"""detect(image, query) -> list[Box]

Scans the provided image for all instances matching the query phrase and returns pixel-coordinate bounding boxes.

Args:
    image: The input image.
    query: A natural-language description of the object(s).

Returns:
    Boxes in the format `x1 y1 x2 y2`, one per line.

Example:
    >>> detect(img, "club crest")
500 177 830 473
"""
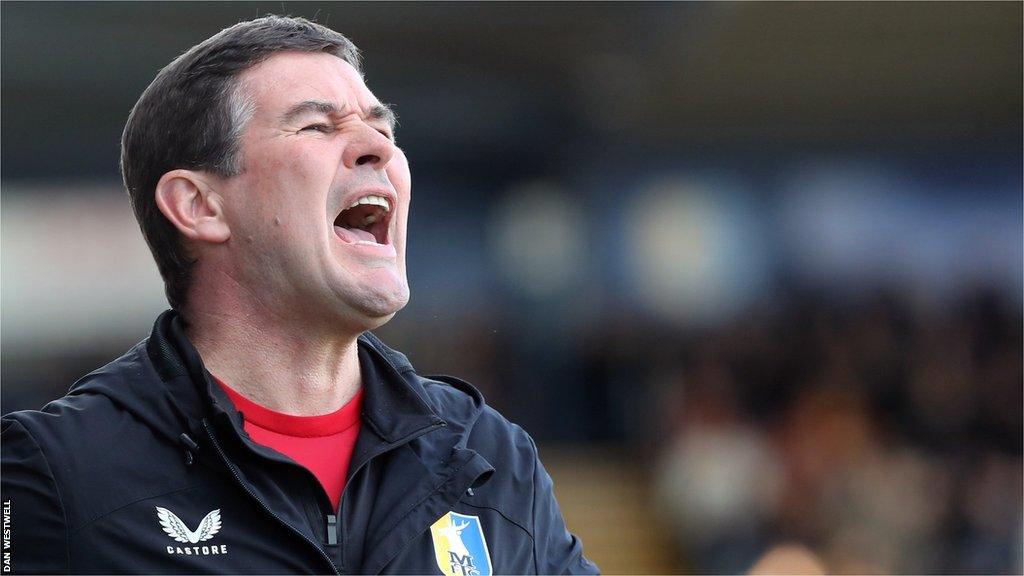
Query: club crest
429 512 492 576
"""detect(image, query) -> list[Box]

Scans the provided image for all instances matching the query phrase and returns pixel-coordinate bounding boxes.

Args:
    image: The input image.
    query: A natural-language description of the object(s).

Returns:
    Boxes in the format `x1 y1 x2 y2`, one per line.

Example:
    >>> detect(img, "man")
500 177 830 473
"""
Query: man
1 16 597 575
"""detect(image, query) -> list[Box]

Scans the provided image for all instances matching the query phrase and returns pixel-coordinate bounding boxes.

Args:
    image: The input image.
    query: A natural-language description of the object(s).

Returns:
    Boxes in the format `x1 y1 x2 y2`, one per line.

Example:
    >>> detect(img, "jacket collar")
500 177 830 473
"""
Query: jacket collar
141 309 446 448
355 331 447 443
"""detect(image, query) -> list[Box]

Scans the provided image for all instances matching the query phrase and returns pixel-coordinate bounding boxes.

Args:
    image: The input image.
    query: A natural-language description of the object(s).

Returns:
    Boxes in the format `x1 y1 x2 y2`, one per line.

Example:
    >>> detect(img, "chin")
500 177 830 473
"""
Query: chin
345 283 410 329
359 310 398 332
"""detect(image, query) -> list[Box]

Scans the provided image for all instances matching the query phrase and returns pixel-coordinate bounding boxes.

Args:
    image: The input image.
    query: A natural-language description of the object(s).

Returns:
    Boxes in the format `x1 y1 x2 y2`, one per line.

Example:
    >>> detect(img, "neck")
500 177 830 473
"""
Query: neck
183 290 363 417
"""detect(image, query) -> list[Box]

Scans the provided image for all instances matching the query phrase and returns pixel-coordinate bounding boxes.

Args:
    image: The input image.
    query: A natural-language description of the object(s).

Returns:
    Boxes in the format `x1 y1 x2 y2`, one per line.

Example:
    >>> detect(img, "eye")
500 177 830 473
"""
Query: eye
301 123 334 133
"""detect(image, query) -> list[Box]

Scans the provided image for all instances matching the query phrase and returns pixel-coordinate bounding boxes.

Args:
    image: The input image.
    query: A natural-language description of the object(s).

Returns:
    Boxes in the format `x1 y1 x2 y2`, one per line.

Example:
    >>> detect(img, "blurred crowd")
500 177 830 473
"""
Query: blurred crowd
645 288 1022 574
377 281 1022 574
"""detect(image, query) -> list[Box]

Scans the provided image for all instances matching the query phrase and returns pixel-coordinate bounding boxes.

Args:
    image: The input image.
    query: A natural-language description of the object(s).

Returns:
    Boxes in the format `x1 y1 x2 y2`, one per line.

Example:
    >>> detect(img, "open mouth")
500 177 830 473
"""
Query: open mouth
333 194 391 245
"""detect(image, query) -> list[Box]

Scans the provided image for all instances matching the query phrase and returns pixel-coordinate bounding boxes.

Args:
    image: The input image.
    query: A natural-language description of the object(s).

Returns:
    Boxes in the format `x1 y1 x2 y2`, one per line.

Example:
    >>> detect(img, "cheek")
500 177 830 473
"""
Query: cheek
387 150 412 199
268 147 322 189
247 147 326 220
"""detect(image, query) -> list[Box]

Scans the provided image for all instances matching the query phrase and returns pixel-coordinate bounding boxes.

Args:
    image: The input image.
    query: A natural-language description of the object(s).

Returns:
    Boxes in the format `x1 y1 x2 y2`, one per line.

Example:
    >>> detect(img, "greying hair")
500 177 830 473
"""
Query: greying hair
120 15 361 310
220 85 257 176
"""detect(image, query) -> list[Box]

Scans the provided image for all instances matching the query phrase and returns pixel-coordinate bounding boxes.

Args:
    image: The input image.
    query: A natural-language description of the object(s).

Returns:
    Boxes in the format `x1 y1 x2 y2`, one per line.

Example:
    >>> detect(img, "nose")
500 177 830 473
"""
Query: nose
343 124 395 171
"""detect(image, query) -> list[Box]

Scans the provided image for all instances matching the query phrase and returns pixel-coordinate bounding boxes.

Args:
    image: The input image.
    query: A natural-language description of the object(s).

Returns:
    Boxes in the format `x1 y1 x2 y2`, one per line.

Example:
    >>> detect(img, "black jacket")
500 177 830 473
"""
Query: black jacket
1 311 598 575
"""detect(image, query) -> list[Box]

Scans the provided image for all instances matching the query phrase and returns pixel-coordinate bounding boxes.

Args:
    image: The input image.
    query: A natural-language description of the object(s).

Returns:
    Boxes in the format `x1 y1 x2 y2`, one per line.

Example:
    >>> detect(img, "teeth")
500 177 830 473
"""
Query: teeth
346 194 390 212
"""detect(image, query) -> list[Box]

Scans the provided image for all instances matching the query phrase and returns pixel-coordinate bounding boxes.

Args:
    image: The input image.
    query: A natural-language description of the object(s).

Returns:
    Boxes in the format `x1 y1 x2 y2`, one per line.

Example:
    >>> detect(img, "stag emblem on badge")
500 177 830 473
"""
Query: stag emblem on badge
429 512 492 576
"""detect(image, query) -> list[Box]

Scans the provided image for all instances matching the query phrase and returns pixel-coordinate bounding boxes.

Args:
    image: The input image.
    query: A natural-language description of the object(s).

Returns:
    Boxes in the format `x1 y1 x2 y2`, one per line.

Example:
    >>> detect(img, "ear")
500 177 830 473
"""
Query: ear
154 170 231 244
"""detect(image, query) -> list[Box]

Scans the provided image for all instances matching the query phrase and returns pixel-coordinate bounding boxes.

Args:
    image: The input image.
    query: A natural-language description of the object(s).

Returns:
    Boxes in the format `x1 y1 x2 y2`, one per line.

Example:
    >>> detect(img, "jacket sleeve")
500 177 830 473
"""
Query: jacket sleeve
530 436 600 575
0 417 69 574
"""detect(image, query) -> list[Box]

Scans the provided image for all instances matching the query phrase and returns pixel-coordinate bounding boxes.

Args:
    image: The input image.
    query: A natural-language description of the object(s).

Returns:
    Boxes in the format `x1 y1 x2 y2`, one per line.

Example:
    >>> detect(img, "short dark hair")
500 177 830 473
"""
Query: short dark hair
120 15 361 309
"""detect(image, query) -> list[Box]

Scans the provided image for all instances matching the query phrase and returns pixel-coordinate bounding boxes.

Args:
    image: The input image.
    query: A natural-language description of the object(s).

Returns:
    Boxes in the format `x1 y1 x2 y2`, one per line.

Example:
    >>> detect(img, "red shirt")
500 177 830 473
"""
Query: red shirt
214 377 362 511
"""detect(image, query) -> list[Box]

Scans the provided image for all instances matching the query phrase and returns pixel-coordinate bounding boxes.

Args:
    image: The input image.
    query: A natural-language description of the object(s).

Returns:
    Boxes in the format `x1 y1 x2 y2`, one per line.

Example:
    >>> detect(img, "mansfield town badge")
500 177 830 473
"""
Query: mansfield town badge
429 512 492 576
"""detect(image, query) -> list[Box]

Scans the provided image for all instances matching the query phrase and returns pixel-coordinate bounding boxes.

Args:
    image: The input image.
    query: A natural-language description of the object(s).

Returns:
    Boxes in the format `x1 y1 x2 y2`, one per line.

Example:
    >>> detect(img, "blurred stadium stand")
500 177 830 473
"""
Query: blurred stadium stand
3 2 1021 573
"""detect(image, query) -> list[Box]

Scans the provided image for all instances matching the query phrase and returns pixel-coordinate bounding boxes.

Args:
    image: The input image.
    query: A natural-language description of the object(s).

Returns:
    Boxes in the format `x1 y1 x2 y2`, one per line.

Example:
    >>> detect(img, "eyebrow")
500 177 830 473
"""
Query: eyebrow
280 99 397 133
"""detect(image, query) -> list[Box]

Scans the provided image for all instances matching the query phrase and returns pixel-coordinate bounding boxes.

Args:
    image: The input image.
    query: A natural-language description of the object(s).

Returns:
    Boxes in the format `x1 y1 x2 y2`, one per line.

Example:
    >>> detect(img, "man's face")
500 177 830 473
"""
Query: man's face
214 51 411 330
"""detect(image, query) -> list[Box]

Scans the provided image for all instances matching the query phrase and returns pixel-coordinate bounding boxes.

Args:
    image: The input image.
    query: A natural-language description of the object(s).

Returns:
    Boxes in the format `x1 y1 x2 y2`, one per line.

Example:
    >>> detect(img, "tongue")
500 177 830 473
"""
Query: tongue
334 225 377 244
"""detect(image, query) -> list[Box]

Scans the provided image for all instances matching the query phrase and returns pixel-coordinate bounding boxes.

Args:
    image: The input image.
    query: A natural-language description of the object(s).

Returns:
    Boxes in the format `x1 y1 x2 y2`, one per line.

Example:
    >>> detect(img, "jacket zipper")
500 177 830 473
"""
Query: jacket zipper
333 421 446 569
203 419 342 575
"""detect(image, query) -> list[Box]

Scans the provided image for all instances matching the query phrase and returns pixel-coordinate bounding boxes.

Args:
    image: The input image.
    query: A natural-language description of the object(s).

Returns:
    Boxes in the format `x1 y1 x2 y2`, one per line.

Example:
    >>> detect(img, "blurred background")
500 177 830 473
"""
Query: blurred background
2 2 1021 573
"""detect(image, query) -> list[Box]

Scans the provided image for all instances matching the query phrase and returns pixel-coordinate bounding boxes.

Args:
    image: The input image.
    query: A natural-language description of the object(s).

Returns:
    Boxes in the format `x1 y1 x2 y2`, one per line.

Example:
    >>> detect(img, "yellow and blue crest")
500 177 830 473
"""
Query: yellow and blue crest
429 511 492 576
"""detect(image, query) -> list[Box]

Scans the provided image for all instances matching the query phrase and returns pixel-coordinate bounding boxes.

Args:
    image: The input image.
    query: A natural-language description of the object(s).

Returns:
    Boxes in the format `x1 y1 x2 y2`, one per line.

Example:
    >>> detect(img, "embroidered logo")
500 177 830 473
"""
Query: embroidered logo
429 512 492 576
156 507 228 556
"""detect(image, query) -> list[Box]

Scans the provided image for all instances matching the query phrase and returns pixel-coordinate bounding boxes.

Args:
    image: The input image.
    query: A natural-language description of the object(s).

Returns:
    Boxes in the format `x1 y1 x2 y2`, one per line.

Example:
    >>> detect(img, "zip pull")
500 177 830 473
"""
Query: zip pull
202 420 340 574
325 514 338 546
179 433 200 466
